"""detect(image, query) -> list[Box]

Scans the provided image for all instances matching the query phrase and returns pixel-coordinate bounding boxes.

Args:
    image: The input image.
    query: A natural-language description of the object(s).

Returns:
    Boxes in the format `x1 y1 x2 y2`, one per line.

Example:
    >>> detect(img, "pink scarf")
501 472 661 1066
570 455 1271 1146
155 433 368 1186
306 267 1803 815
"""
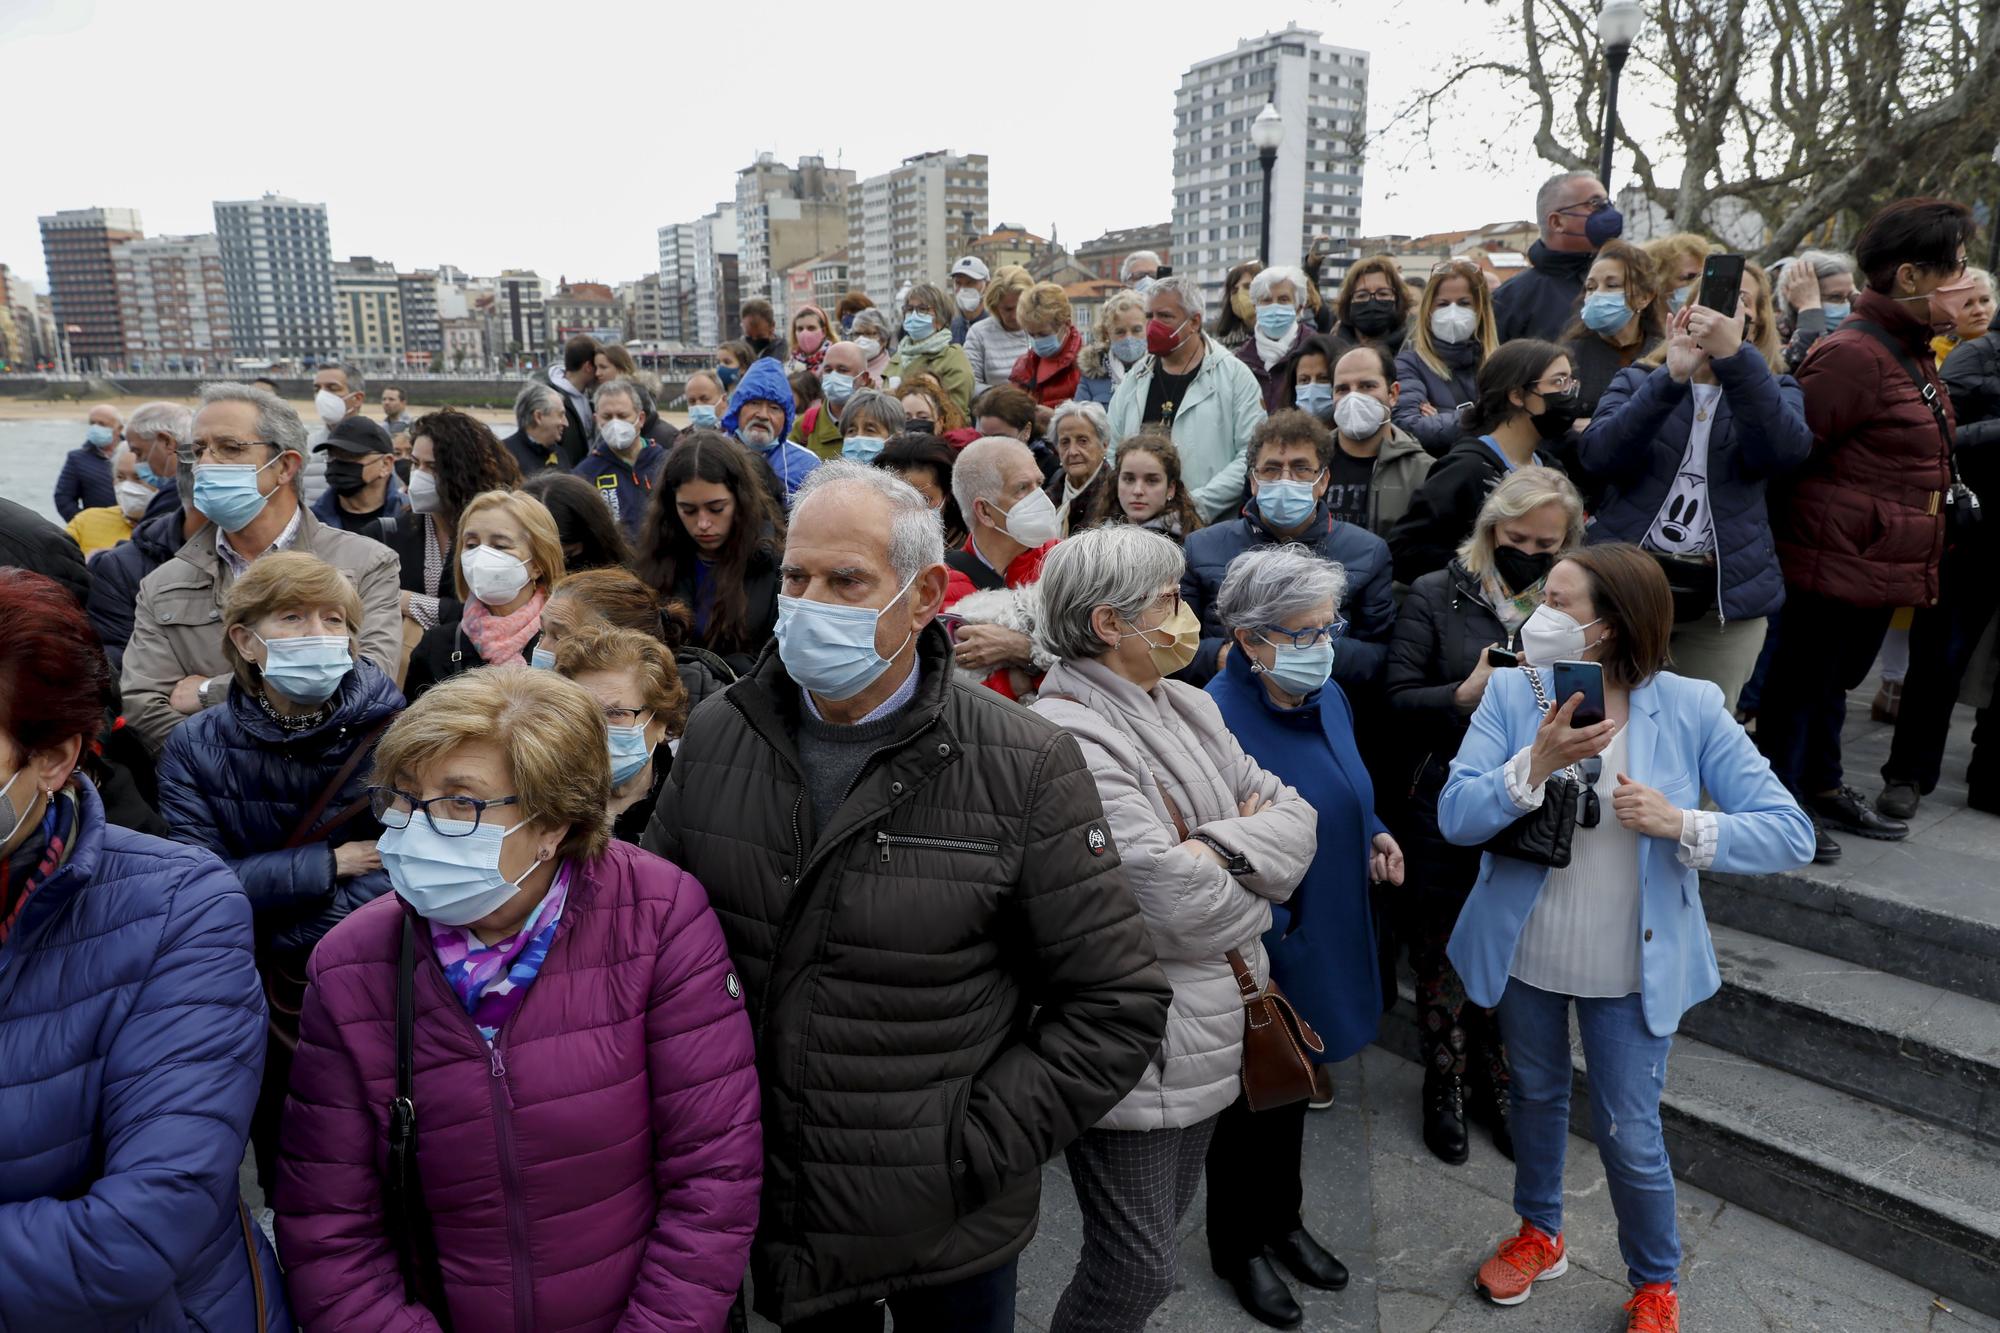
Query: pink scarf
462 588 546 666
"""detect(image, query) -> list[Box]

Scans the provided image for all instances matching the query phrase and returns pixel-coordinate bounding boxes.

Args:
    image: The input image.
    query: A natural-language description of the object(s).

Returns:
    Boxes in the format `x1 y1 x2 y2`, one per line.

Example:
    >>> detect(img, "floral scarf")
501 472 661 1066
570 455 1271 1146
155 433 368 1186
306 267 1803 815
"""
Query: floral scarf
462 588 547 667
429 860 572 1044
1482 573 1545 635
0 785 78 947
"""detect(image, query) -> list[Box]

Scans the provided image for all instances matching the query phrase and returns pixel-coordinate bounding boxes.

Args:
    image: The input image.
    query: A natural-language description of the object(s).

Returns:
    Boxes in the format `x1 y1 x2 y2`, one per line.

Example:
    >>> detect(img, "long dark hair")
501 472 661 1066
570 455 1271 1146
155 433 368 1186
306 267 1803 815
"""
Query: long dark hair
411 408 520 523
1464 339 1570 435
1086 430 1202 536
520 471 635 571
876 432 967 546
1213 260 1264 341
634 431 783 656
1274 332 1353 414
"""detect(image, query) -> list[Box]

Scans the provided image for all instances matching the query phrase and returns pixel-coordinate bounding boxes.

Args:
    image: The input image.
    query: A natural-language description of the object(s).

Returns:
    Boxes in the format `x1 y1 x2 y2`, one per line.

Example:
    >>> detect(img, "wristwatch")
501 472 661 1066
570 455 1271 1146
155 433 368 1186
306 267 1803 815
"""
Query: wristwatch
1190 832 1253 877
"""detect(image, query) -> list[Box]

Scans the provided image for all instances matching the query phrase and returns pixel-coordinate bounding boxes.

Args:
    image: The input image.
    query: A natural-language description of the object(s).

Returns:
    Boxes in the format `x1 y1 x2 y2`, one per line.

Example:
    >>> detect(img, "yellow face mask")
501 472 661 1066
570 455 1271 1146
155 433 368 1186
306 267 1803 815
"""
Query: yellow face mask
1133 602 1202 675
1230 288 1257 323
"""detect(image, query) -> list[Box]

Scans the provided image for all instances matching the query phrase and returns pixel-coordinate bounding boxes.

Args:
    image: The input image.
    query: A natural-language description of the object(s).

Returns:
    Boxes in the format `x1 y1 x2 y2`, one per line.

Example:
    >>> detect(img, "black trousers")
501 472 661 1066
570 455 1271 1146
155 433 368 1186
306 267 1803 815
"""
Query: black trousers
1756 586 1895 797
1885 542 2000 791
782 1257 1018 1333
1204 1092 1307 1270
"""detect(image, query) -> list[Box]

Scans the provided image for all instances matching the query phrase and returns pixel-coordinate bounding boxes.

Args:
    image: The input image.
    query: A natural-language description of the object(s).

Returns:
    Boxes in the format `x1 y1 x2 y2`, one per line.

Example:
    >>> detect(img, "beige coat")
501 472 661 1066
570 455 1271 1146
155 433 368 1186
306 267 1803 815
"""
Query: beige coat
120 506 403 754
1034 656 1316 1131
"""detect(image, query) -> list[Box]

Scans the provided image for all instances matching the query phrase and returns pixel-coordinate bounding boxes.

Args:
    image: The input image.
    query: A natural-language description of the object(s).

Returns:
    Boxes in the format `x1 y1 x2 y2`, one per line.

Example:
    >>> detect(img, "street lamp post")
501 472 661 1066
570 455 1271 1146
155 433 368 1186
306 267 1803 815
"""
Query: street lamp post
1252 103 1286 266
1597 0 1645 193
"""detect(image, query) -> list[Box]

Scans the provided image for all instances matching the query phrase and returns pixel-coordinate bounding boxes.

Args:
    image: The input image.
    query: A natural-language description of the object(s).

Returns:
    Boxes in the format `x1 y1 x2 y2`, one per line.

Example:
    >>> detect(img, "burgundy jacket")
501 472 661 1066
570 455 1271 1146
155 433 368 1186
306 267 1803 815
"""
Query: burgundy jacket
275 841 761 1333
1776 288 1953 608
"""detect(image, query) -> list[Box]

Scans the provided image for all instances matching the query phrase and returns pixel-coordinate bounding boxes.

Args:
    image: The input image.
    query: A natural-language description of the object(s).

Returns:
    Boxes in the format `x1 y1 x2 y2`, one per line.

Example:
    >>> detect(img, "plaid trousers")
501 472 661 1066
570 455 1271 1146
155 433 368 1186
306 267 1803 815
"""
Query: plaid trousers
1050 1117 1219 1333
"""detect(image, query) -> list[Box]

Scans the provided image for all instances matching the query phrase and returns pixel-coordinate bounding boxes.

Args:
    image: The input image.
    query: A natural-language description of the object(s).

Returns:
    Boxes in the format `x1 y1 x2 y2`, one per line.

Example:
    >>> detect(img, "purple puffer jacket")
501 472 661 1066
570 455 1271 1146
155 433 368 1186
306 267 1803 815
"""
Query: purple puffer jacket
275 840 761 1333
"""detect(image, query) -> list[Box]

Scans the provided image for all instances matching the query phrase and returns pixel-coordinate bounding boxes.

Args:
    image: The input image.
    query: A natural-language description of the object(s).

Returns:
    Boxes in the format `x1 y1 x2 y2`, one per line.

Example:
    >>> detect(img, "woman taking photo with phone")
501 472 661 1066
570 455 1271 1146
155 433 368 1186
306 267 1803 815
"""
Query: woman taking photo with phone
1438 544 1811 1333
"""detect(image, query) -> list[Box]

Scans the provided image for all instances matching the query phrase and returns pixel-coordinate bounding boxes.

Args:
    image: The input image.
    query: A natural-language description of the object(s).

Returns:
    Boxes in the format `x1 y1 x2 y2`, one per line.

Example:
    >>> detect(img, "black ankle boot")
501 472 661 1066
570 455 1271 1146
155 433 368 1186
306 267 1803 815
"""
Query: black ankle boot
1466 1068 1515 1161
1215 1252 1304 1329
1423 1069 1469 1164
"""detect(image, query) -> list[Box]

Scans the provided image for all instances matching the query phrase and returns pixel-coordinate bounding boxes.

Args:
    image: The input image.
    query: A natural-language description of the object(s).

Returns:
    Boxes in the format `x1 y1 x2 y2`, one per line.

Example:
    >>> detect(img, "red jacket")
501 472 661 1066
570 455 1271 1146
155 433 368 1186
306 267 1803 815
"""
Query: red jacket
1777 288 1952 608
1009 325 1083 406
942 536 1054 608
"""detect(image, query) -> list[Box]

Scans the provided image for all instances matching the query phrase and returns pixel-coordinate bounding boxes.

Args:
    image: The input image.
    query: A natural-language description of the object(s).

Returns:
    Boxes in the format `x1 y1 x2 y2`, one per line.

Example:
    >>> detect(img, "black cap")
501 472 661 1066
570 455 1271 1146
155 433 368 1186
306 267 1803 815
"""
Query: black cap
315 415 393 455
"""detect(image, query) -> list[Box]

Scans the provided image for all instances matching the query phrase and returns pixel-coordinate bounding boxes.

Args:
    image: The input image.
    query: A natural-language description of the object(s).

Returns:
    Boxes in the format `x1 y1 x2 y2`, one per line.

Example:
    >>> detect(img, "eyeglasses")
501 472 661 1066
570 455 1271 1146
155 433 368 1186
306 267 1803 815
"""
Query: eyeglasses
369 786 521 836
1349 292 1400 306
191 437 278 464
1430 259 1481 277
1254 462 1325 483
602 706 650 728
1534 374 1577 393
1258 618 1348 649
1555 198 1612 216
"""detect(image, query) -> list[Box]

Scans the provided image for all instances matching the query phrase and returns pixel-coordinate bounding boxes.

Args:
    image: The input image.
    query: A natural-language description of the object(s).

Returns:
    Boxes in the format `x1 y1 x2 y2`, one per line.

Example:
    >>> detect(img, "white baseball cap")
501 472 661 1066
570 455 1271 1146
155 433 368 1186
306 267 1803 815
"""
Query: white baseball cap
950 256 990 282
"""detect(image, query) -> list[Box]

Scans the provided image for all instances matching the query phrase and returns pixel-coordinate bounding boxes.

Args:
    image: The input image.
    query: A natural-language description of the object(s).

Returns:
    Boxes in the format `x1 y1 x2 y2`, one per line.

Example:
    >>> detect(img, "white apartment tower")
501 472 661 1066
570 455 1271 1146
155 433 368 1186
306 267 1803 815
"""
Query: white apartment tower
1171 26 1368 308
214 194 338 363
733 154 853 304
657 221 700 344
848 150 989 301
694 204 739 348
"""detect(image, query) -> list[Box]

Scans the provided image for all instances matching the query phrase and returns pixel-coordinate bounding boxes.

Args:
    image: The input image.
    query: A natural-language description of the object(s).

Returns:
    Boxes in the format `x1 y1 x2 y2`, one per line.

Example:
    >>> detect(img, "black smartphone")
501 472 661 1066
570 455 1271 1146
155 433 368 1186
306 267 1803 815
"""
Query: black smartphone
1698 254 1746 317
1553 660 1606 728
1156 265 1173 279
1486 646 1519 669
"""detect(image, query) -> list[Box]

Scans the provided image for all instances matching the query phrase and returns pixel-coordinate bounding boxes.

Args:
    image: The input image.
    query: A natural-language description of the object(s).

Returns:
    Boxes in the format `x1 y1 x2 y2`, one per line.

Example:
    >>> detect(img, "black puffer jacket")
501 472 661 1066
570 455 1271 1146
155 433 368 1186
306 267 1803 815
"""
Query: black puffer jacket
643 625 1171 1324
0 495 89 607
1944 331 2000 504
86 507 188 670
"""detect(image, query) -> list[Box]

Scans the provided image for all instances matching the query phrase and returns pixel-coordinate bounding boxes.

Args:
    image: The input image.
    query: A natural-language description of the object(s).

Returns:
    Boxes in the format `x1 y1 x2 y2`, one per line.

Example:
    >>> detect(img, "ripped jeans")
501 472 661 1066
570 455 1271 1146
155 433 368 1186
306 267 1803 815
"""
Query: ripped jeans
1496 980 1680 1288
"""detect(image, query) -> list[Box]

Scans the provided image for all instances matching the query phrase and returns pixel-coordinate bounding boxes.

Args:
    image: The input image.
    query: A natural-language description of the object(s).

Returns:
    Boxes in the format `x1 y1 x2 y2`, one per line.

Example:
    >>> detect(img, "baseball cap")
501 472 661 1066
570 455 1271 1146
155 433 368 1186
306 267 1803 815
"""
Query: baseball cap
316 416 393 454
950 256 990 283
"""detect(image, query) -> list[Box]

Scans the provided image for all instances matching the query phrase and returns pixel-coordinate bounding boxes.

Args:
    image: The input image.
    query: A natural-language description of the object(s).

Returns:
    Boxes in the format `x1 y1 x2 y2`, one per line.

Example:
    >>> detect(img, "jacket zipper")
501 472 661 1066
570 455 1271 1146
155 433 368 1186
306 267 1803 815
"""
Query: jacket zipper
877 830 1000 861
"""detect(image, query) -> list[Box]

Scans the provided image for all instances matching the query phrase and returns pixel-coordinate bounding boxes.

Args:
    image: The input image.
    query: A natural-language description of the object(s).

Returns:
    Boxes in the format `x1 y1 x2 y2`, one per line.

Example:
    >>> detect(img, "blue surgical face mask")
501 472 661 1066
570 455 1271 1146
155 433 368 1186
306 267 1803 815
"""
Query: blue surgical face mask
1667 284 1694 313
1256 639 1336 696
608 714 654 787
1256 304 1298 339
821 371 856 406
774 574 917 701
1111 335 1146 367
1032 332 1064 358
903 312 936 341
530 645 556 671
379 813 537 927
86 423 115 449
193 456 282 531
842 433 886 464
1581 292 1633 335
1256 476 1321 530
256 633 352 704
688 403 720 429
1294 383 1335 420
1821 301 1851 328
135 460 160 488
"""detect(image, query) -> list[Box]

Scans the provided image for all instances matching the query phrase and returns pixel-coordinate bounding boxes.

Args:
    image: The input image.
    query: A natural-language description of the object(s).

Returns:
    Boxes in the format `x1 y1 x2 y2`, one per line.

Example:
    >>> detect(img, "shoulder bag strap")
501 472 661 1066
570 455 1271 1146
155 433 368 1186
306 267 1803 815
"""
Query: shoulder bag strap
388 914 421 1304
1845 319 1953 453
282 715 396 850
1516 665 1579 784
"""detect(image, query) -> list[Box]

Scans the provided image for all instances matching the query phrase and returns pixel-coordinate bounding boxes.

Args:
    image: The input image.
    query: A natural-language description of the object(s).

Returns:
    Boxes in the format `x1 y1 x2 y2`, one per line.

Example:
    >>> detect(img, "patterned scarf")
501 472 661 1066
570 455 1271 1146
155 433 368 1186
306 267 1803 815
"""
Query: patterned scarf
1482 573 1546 634
0 785 78 947
462 588 547 667
429 860 572 1044
892 328 953 368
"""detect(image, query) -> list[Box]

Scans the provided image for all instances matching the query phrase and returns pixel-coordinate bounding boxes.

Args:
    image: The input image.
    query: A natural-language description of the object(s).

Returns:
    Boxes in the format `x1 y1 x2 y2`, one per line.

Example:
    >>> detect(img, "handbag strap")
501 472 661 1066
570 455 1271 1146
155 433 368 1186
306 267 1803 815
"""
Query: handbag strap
389 914 421 1304
1224 947 1260 1003
397 913 416 1106
1516 665 1580 785
1844 318 1963 498
283 715 395 849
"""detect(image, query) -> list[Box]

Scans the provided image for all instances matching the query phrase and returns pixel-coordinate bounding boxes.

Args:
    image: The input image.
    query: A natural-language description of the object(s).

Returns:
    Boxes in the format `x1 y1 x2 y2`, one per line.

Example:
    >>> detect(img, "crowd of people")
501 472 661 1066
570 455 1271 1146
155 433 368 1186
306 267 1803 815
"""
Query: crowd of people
2 176 1984 1333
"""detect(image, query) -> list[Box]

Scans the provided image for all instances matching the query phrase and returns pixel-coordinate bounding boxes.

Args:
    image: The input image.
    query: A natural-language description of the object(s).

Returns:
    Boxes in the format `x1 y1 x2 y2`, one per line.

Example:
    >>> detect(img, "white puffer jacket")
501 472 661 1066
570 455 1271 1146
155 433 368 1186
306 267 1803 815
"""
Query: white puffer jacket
1034 656 1316 1130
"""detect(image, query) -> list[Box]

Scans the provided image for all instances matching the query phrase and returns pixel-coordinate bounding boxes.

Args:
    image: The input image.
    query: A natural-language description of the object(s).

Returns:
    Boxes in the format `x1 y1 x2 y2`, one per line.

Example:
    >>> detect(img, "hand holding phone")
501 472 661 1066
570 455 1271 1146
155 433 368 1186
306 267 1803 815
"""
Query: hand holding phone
1552 659 1606 728
1486 646 1519 669
1697 254 1746 321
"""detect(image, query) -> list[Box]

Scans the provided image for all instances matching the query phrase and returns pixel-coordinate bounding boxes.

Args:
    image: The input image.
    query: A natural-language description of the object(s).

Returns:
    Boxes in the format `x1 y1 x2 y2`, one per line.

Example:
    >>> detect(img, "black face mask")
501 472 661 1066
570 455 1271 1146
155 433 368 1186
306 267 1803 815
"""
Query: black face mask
325 458 373 496
1493 545 1556 595
1349 303 1401 337
908 419 935 435
393 457 414 485
1528 386 1585 441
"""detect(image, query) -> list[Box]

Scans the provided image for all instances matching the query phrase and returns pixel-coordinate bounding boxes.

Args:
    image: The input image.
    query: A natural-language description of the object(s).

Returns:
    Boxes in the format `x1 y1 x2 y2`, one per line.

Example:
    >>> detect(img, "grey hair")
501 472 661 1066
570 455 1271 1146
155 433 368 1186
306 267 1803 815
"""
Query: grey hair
791 458 945 584
513 381 562 434
841 388 906 436
1535 170 1600 238
1087 290 1147 352
1456 465 1586 579
199 381 308 502
1249 265 1309 304
1032 525 1186 661
850 306 893 341
902 283 953 322
950 435 1033 519
1049 399 1109 444
87 402 125 426
110 441 135 473
1145 274 1207 324
1121 250 1163 282
1215 544 1347 631
1777 250 1858 314
126 399 192 448
325 362 366 394
592 378 648 416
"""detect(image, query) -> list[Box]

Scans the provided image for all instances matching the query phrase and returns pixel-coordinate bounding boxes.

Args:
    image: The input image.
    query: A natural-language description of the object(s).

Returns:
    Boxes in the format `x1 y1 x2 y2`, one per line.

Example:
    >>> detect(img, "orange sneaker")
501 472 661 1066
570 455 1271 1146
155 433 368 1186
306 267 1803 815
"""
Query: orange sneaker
1625 1282 1680 1332
1474 1220 1567 1305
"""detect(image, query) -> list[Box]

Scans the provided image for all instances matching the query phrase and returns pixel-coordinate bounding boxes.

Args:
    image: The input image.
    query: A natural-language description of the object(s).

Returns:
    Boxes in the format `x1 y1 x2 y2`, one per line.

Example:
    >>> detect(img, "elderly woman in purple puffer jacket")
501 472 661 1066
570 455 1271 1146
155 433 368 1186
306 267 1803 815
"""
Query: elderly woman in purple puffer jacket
275 666 761 1333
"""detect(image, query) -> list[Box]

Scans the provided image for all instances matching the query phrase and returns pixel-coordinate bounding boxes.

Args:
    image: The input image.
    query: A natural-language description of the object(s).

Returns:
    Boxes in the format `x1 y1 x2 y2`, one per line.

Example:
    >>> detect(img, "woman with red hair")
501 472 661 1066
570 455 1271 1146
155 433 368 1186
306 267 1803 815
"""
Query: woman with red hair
0 571 287 1330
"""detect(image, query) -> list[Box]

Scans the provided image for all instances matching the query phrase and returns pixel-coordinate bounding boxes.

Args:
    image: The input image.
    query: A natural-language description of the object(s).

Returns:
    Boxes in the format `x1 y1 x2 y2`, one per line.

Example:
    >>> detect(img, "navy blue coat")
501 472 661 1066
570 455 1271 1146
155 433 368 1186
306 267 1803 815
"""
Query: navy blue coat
87 508 188 672
308 470 404 532
154 658 404 958
1394 340 1481 458
52 442 115 520
1179 497 1398 692
1491 241 1593 343
0 778 289 1331
572 439 668 540
1577 345 1812 622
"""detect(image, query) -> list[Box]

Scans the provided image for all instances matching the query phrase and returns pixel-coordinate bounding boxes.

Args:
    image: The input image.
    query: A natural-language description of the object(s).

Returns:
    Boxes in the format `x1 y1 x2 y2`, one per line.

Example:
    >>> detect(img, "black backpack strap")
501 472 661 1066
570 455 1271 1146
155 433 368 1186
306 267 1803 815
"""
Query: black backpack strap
388 915 420 1303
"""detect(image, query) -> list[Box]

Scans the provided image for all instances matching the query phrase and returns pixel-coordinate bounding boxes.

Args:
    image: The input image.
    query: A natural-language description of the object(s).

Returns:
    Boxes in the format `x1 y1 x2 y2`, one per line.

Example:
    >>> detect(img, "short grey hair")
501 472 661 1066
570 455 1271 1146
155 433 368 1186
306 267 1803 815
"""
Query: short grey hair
841 388 906 437
1121 250 1163 282
110 441 136 474
951 435 1033 518
199 381 308 502
1145 274 1207 324
1249 265 1309 305
126 400 192 448
1033 525 1187 661
592 378 648 416
1215 545 1348 631
1049 399 1109 444
902 283 953 322
1535 170 1600 238
324 362 366 394
1779 249 1858 313
791 458 946 584
513 381 562 434
850 306 893 342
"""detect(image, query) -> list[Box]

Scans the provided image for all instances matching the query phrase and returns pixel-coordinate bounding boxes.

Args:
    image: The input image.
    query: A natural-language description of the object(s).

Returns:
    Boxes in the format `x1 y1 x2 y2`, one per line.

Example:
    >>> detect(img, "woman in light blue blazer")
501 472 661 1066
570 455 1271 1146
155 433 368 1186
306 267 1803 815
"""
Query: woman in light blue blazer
1438 542 1812 1332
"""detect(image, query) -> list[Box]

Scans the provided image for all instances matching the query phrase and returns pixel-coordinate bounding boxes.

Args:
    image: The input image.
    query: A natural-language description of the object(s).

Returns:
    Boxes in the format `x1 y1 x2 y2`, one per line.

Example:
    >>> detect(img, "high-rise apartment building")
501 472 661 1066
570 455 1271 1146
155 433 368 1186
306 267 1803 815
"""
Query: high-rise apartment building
657 221 700 344
848 151 989 300
497 270 548 366
38 206 143 370
623 273 664 342
398 270 441 367
0 263 48 368
333 256 405 368
1172 25 1368 306
214 194 338 363
733 154 853 305
694 204 740 348
111 233 233 372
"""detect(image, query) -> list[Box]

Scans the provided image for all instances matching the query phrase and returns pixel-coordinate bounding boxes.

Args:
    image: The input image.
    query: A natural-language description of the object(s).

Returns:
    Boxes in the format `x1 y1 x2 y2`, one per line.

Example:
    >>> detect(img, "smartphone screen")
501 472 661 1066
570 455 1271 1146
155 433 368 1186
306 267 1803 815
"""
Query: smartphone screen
1552 659 1606 728
1698 254 1746 317
1486 647 1519 669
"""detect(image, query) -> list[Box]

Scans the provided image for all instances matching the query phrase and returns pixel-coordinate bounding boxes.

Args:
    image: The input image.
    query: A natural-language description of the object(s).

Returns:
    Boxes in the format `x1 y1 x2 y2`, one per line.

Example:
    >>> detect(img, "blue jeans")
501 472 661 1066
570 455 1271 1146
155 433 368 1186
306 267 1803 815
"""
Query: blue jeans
1497 980 1680 1288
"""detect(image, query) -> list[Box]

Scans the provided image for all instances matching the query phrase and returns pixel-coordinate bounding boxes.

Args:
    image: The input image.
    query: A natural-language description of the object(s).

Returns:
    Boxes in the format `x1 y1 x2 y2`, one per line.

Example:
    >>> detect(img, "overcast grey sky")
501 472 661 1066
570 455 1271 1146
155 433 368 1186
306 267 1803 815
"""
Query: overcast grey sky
3 0 1564 291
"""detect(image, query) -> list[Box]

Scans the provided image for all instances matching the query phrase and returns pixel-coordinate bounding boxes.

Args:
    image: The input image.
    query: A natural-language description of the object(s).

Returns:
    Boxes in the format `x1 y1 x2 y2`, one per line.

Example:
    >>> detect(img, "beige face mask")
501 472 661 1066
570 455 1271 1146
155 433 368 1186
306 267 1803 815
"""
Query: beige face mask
1126 602 1202 675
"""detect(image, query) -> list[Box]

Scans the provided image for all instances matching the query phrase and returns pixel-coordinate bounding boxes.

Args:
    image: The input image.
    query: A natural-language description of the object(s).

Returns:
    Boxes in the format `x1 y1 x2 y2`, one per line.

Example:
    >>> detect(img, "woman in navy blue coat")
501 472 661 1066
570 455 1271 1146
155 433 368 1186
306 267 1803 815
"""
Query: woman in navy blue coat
1202 544 1405 1329
0 571 289 1331
1576 262 1812 712
154 551 404 1207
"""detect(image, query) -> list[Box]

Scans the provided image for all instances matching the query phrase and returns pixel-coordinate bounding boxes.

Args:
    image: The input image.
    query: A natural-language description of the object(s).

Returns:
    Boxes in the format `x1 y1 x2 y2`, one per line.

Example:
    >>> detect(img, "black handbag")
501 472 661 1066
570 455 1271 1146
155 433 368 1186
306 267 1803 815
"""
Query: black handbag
388 916 453 1327
1482 666 1595 869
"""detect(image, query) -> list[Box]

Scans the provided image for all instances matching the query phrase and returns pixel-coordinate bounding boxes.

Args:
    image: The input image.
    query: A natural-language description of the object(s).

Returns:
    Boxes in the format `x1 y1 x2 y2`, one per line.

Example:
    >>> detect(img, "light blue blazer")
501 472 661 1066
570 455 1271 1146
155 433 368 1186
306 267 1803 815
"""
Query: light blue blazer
1439 668 1814 1036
